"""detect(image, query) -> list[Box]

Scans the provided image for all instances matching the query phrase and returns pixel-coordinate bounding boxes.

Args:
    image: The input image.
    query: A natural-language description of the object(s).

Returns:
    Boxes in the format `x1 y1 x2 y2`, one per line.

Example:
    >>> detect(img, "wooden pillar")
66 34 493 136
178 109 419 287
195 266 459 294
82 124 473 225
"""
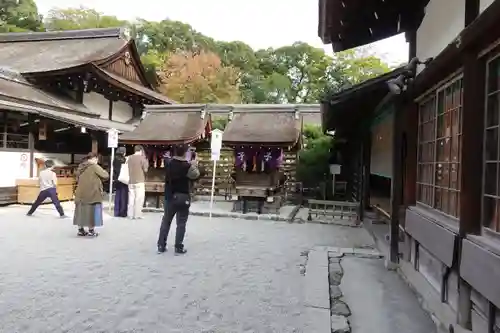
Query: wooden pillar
457 0 482 322
460 53 484 237
464 0 479 27
108 99 113 120
28 114 35 178
390 100 404 265
405 29 418 207
362 130 372 210
456 49 484 329
2 111 7 148
91 133 98 154
76 77 84 104
404 102 418 206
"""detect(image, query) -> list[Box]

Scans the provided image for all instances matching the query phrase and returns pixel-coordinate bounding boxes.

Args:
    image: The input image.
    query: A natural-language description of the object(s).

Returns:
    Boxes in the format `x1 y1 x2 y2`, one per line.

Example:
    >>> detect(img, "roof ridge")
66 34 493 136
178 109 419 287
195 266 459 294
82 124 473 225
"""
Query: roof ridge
0 67 31 85
0 28 124 43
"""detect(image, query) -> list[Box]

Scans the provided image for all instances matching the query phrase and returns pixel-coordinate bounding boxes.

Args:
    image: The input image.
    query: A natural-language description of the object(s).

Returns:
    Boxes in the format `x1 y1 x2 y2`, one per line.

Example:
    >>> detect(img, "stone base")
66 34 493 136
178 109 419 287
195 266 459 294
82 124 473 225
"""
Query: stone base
144 193 164 209
384 257 399 270
232 196 283 214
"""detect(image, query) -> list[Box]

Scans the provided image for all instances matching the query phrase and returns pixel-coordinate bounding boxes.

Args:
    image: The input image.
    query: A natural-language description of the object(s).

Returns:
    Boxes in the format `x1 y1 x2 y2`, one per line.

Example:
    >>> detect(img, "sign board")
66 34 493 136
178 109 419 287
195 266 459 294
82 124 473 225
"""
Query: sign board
329 164 341 175
211 151 220 161
107 129 118 148
210 129 223 158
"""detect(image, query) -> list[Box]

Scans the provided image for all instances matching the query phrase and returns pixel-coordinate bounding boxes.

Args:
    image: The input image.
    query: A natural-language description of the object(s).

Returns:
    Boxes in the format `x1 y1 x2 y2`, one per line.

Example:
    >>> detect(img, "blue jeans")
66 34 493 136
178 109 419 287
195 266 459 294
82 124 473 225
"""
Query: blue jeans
27 188 65 216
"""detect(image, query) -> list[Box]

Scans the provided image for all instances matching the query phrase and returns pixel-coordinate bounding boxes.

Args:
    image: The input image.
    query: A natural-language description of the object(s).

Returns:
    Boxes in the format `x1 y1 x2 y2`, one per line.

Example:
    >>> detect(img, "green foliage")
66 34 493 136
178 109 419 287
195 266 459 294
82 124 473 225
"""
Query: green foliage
303 124 324 141
110 19 391 103
211 117 229 131
44 7 126 31
296 125 333 188
0 0 44 32
5 4 392 107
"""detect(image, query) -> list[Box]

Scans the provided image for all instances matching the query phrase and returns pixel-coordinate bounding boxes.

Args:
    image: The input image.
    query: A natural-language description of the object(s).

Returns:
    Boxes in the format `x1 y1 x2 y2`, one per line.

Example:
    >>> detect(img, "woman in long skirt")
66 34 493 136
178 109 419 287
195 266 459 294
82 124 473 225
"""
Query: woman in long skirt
73 152 109 237
112 147 128 217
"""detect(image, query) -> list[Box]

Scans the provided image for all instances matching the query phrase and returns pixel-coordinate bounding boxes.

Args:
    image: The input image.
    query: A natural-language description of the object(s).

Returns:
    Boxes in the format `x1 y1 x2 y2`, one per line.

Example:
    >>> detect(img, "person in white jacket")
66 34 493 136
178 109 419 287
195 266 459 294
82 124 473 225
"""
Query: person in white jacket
26 160 66 218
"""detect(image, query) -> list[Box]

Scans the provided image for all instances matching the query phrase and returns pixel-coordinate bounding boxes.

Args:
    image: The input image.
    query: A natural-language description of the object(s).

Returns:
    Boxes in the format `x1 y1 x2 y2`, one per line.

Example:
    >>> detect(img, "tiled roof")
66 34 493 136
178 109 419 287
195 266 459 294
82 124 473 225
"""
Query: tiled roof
222 104 302 145
119 104 209 143
0 28 127 73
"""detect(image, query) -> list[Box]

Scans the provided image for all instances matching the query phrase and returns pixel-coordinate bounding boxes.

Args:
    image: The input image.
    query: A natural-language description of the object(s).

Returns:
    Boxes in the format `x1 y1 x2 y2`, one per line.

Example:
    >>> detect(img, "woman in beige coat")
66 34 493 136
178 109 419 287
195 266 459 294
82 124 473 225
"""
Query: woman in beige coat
73 152 109 237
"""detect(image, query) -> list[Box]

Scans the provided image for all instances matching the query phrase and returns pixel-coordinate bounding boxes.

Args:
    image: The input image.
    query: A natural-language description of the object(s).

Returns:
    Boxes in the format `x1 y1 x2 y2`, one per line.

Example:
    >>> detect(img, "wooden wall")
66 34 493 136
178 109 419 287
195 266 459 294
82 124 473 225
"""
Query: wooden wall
194 148 234 197
283 150 298 200
193 148 299 200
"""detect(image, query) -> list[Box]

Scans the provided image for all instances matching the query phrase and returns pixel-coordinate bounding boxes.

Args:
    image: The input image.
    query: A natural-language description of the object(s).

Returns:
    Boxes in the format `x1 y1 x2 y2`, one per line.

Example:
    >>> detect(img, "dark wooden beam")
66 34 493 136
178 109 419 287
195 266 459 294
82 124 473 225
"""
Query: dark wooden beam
459 52 484 237
2 111 7 148
390 97 404 264
403 101 418 206
464 0 480 27
456 48 484 330
28 114 35 178
108 99 113 120
76 77 84 104
407 30 417 59
362 130 371 211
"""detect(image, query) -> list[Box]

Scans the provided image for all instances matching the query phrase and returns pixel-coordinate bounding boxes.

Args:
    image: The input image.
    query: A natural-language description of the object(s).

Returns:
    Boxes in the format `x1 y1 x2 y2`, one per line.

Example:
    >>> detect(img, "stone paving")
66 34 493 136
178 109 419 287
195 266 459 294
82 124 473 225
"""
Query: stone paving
0 204 374 333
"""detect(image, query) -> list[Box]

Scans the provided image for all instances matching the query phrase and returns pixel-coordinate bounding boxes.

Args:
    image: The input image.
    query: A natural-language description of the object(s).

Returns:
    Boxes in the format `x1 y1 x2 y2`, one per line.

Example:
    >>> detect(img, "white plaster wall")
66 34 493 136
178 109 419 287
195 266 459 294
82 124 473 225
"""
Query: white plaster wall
83 92 109 119
0 151 86 187
370 113 393 179
480 0 495 13
416 0 465 62
112 100 134 123
83 92 133 122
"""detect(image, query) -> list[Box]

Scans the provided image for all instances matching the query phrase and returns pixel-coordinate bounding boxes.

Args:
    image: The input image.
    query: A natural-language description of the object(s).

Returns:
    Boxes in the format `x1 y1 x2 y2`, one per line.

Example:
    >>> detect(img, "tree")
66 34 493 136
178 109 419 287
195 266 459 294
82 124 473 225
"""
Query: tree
0 0 44 32
133 19 217 55
296 124 333 192
44 7 126 31
332 48 392 85
250 43 345 104
157 51 241 104
211 116 229 130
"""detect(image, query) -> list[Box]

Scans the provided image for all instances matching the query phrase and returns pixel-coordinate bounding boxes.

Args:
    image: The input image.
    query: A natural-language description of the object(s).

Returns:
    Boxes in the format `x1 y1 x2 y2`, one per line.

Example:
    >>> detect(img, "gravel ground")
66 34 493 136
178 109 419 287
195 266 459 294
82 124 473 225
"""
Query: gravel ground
0 208 373 333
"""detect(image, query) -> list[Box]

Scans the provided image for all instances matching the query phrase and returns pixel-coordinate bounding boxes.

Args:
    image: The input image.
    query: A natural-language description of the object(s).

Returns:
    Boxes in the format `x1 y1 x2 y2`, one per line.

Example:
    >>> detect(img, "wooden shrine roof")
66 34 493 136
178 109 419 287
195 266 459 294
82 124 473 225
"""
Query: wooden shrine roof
321 67 405 136
0 69 134 132
222 104 303 146
318 0 429 51
0 28 127 73
0 70 77 112
92 67 175 104
119 104 211 144
0 28 174 105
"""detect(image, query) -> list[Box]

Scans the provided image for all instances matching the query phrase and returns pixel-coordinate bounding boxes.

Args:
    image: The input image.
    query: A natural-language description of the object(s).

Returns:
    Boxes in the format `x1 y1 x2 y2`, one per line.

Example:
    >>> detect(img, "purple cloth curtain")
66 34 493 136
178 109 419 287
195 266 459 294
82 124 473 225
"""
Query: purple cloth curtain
234 148 284 170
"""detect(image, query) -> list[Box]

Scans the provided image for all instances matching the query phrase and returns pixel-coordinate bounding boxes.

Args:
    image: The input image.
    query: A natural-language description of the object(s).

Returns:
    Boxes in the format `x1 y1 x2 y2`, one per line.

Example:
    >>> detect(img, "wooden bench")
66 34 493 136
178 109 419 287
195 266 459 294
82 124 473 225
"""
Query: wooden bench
307 199 360 221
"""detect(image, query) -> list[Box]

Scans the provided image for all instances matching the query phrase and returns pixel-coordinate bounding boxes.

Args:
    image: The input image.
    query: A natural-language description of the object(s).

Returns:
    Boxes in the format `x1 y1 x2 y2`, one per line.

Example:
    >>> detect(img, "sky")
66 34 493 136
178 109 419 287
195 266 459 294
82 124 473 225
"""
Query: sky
35 0 409 65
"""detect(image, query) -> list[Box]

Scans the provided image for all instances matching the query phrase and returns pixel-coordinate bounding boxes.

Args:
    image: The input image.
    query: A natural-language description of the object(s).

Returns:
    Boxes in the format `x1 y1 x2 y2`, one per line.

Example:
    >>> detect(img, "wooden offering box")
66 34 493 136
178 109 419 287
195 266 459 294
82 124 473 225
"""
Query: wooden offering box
16 177 76 204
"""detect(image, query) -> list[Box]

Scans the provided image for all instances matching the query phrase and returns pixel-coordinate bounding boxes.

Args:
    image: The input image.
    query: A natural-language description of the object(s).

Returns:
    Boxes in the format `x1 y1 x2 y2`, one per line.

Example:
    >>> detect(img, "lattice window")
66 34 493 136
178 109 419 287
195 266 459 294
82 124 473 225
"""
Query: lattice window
482 56 500 232
417 77 463 217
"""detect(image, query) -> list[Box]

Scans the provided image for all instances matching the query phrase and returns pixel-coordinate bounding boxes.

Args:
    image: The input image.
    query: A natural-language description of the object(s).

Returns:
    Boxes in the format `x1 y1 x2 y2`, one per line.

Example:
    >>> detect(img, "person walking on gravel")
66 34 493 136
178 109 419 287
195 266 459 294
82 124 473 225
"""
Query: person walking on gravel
112 147 129 217
73 152 109 237
26 159 67 218
157 144 200 254
127 145 148 219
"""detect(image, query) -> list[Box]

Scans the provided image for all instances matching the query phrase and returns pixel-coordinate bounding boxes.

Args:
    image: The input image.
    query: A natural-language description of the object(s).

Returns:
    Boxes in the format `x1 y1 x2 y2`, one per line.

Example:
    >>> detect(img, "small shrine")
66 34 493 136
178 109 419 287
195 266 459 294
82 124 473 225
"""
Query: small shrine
119 104 211 208
222 104 302 214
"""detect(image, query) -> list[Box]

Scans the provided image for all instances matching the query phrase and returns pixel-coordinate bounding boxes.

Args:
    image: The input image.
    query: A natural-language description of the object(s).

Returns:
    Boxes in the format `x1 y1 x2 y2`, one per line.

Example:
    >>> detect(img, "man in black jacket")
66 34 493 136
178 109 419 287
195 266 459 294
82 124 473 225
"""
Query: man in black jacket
157 144 200 254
